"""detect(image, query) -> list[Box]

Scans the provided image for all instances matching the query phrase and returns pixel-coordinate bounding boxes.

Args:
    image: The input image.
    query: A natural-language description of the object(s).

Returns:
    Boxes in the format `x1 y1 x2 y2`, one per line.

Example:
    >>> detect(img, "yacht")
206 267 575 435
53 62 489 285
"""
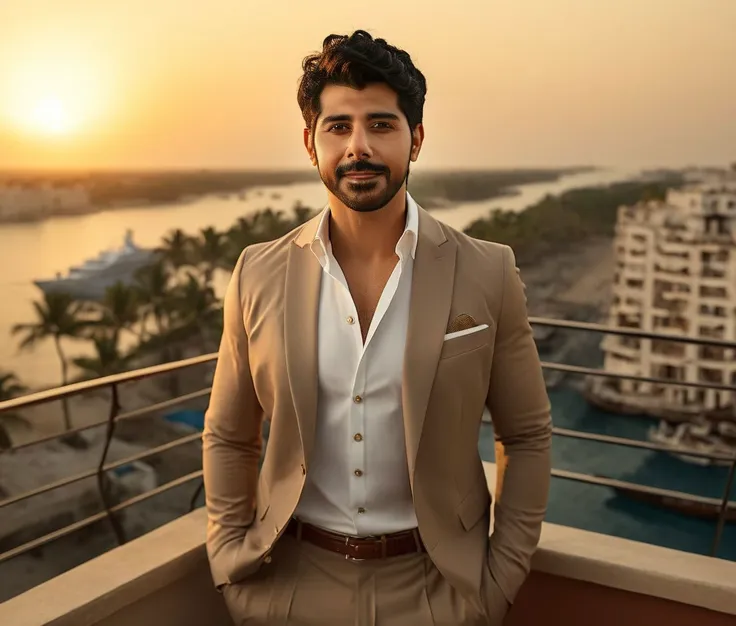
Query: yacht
34 230 157 301
648 419 736 467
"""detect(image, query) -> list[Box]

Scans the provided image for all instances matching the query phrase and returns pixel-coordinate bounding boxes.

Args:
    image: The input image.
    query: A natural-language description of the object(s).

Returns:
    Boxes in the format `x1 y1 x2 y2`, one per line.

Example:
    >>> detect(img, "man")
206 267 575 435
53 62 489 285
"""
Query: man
203 30 552 625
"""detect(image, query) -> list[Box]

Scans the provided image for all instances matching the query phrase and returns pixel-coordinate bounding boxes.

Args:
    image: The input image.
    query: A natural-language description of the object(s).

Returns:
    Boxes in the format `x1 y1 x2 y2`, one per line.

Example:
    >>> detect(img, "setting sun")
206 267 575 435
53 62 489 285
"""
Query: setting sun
26 96 77 136
2 46 109 141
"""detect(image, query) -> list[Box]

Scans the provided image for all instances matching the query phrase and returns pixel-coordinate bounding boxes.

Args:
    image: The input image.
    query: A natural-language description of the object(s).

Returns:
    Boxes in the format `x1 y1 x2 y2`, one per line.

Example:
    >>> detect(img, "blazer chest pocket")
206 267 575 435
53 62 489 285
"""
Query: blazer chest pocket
440 324 492 361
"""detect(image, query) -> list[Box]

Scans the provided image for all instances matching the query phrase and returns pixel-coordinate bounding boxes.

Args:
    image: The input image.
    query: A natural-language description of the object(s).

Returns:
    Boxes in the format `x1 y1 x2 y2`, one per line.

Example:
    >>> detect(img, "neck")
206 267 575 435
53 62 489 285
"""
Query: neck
328 189 408 263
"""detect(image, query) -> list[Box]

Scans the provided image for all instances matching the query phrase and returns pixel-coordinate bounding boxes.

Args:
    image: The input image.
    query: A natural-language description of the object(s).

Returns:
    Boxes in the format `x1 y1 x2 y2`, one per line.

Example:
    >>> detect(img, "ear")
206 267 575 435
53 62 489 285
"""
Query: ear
303 128 317 166
410 123 424 162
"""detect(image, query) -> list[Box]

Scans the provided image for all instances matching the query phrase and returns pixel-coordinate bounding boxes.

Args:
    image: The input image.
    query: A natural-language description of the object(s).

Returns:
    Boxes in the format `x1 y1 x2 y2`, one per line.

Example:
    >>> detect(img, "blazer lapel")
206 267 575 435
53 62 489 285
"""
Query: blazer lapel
284 212 323 467
402 207 456 487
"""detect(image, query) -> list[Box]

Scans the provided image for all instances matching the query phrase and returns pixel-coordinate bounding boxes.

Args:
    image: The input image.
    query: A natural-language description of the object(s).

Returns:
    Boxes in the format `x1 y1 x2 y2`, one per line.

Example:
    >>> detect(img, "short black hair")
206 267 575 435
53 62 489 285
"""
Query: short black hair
297 30 427 135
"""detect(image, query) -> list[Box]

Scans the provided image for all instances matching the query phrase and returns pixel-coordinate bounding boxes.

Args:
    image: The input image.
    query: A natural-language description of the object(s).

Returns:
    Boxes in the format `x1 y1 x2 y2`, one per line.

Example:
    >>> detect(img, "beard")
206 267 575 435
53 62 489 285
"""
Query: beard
317 154 412 213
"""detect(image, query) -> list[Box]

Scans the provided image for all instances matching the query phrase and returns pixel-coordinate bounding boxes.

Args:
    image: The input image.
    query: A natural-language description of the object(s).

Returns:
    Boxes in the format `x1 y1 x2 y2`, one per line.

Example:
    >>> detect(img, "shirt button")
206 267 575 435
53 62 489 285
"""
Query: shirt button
358 507 366 514
347 316 355 324
353 433 363 442
264 555 272 564
354 469 363 477
354 395 363 403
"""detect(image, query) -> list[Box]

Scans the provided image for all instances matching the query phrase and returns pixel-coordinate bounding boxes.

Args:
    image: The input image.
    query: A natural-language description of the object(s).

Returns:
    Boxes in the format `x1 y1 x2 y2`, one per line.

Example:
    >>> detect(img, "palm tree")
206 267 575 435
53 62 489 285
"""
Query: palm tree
168 272 222 352
191 226 227 285
225 217 257 267
158 228 193 270
224 204 316 267
12 292 89 432
133 260 174 340
93 282 143 341
0 371 29 450
72 332 133 380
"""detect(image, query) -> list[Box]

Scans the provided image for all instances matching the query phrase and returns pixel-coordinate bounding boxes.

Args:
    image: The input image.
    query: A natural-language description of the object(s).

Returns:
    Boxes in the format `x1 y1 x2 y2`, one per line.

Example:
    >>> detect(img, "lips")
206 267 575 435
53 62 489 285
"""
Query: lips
345 172 381 179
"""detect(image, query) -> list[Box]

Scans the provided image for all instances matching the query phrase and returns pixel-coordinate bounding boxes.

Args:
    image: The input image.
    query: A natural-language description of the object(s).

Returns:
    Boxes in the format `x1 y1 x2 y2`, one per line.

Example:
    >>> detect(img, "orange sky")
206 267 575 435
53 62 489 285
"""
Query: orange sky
0 0 734 171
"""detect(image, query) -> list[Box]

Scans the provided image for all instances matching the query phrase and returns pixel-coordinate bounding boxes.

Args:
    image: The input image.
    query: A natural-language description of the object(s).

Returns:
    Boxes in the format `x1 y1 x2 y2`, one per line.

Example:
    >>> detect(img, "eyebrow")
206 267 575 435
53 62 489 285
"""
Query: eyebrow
320 112 401 127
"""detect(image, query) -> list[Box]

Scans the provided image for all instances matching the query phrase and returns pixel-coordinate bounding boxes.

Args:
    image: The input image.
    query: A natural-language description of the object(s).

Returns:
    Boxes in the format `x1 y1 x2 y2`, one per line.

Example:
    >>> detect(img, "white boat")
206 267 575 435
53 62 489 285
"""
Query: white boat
34 230 157 301
648 419 735 467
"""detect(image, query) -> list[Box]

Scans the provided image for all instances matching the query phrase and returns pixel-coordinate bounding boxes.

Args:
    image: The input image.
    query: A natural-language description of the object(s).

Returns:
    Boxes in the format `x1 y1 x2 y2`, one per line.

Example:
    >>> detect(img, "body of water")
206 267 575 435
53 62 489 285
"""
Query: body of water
0 167 638 388
482 388 736 562
2 166 733 563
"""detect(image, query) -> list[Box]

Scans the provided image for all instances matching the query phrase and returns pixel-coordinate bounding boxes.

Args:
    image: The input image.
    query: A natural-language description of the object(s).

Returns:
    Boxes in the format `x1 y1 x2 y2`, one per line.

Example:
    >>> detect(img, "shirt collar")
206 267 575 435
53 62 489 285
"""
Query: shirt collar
310 192 419 268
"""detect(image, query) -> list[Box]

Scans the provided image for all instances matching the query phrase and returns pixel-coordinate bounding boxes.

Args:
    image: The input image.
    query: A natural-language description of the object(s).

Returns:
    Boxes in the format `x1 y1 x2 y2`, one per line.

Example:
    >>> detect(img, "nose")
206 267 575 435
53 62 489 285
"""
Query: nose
346 125 373 161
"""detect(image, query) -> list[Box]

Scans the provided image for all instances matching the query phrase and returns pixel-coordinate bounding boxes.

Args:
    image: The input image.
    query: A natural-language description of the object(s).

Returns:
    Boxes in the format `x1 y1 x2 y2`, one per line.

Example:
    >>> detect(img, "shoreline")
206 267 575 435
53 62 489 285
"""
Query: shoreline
0 167 592 226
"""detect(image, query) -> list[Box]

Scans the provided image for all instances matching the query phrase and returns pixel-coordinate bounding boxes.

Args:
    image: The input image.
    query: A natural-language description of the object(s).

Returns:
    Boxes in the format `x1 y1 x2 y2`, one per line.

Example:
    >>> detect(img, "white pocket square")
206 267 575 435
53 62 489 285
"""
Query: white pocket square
443 323 489 341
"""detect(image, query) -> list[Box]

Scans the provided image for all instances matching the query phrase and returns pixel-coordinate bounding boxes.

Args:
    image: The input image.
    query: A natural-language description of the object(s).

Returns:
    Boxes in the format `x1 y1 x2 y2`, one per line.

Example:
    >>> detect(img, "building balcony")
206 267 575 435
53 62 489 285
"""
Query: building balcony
601 335 641 359
1 317 735 625
1 463 734 626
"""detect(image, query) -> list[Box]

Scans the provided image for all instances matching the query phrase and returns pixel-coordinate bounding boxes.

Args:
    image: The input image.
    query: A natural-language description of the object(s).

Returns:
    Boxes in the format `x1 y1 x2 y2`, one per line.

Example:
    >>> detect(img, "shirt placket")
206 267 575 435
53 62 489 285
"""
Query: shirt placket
328 261 370 531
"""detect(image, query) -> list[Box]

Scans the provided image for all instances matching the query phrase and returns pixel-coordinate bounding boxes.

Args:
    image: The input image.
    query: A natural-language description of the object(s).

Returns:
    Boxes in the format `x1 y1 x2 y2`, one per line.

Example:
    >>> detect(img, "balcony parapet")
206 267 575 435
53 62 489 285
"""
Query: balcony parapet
0 463 734 626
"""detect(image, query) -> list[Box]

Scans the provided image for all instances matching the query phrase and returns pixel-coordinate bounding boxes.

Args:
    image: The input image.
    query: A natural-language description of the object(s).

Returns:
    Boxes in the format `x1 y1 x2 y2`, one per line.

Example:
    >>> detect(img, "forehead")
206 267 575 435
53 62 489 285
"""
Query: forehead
318 83 401 117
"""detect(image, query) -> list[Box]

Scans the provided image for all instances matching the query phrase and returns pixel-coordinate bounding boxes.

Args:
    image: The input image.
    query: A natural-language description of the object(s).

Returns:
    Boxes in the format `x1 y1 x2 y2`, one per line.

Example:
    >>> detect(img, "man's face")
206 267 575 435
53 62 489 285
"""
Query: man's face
304 83 423 213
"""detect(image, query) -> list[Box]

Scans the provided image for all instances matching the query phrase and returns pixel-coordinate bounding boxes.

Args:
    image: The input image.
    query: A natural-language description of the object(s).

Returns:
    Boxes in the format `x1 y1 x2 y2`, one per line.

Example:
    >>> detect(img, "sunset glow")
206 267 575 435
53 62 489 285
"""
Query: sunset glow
3 50 107 140
0 0 734 168
25 96 77 136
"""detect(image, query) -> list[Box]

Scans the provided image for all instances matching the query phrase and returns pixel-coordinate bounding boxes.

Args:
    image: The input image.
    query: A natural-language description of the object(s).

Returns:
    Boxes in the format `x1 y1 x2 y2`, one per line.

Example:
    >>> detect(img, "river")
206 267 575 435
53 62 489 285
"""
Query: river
2 166 734 564
0 167 638 388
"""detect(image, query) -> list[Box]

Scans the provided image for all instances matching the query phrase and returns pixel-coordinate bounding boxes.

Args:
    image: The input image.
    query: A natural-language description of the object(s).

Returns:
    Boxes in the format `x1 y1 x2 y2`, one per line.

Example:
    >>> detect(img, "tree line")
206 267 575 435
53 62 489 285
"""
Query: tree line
0 177 679 446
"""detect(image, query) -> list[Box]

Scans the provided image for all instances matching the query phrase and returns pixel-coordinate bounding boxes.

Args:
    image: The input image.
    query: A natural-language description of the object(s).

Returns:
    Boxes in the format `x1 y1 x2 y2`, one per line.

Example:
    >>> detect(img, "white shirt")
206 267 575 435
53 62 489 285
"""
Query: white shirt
292 192 420 537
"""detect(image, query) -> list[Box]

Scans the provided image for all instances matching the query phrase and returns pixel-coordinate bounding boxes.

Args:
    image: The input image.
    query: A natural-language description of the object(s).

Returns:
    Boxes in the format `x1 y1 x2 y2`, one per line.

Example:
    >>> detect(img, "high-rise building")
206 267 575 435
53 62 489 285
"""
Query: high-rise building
587 170 736 420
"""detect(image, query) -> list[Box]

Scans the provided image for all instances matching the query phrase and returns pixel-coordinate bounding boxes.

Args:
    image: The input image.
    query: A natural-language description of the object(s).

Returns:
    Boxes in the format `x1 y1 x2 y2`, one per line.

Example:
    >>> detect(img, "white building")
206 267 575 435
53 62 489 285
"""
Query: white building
0 183 91 222
588 171 736 419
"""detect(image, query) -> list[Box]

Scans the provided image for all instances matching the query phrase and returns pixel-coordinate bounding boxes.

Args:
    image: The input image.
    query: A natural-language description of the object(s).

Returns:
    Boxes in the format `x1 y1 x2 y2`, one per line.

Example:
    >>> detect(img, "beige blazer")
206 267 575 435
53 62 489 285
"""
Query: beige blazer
202 201 552 607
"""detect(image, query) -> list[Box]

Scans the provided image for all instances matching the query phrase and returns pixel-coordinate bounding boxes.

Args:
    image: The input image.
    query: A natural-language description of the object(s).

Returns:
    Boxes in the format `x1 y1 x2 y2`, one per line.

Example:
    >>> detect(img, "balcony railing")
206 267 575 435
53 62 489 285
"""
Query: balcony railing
0 317 734 577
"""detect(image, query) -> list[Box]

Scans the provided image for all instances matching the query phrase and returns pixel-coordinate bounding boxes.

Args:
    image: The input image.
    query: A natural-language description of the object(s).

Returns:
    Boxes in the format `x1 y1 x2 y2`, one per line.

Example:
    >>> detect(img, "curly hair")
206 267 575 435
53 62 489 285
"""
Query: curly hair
297 30 427 135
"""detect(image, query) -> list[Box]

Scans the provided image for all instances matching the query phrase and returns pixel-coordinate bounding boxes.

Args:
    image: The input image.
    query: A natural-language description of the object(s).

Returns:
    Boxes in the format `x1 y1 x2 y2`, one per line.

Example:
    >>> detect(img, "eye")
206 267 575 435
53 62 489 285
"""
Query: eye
327 122 394 132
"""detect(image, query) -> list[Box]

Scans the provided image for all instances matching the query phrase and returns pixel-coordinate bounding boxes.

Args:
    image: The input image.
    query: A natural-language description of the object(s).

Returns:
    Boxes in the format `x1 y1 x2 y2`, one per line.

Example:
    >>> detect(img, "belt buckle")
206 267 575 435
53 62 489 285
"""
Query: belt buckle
344 536 365 562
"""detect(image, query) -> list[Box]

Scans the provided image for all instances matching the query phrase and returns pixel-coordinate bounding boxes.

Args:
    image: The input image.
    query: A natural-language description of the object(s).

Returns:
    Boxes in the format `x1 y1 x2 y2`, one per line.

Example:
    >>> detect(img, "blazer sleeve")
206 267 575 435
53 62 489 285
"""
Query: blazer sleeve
485 245 553 604
202 247 265 587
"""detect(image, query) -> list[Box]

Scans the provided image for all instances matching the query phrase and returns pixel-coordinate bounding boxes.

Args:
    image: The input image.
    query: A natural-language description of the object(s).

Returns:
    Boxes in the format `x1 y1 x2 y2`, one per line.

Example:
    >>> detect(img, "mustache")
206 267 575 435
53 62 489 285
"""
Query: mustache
338 162 386 176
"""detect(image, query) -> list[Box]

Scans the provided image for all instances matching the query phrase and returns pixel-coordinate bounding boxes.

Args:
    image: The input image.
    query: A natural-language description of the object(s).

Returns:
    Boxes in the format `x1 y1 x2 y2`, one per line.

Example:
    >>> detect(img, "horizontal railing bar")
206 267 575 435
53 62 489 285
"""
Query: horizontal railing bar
5 388 211 453
552 427 736 462
530 316 736 350
8 419 112 453
540 360 736 392
551 468 736 508
115 388 212 423
2 465 731 566
0 432 203 510
2 316 735 415
0 353 216 413
0 471 202 565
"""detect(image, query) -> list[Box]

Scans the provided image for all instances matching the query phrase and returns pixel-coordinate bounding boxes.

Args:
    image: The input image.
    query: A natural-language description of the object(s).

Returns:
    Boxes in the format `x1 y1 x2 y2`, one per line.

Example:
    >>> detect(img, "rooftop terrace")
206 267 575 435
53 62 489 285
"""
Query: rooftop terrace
0 317 735 624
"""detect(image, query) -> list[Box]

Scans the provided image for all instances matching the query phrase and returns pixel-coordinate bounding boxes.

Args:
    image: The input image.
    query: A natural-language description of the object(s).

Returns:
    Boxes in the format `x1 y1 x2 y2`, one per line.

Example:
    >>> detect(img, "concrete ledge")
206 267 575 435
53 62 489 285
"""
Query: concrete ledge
1 462 735 625
0 508 211 626
482 463 736 616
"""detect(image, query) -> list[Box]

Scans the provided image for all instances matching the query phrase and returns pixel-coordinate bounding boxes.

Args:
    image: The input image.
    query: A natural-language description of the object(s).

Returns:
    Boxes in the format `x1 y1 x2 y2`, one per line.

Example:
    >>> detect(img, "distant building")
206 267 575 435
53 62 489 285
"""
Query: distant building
588 169 736 420
0 182 91 222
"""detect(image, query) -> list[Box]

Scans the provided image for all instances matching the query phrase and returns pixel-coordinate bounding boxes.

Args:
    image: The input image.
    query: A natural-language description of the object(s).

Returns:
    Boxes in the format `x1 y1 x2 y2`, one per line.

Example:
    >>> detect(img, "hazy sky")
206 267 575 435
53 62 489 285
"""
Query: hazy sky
1 0 734 171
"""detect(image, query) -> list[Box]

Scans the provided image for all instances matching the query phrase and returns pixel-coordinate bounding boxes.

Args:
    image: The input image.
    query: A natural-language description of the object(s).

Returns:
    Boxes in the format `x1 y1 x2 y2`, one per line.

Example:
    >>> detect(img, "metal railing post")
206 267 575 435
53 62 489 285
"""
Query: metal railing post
711 458 736 557
189 479 204 512
96 383 126 546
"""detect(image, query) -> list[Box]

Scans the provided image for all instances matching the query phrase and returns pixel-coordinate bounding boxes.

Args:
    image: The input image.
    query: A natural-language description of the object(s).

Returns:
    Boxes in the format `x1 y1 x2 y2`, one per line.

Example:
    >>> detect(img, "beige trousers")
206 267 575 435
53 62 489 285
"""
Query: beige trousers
221 534 509 625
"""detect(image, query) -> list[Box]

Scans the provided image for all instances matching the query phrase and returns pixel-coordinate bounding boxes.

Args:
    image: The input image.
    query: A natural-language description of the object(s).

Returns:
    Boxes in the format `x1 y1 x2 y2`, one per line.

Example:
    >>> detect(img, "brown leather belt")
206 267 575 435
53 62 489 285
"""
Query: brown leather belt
284 518 426 560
